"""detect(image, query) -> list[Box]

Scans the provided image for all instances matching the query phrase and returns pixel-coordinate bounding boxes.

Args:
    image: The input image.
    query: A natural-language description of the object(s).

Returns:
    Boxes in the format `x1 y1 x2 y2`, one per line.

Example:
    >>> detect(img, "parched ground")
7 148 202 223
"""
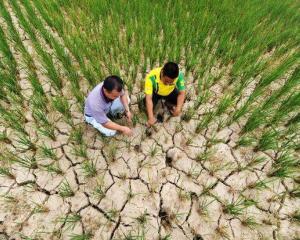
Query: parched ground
0 1 299 240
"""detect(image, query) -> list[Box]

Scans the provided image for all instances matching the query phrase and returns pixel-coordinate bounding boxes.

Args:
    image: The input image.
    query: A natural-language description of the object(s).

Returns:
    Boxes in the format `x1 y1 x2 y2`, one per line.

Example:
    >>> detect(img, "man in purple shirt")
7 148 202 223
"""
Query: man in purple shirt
84 76 133 136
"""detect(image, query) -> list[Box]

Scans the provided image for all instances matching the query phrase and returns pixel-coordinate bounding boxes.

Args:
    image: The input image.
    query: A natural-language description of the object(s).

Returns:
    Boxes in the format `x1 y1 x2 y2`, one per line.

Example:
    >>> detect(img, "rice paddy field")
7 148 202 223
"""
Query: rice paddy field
0 0 299 239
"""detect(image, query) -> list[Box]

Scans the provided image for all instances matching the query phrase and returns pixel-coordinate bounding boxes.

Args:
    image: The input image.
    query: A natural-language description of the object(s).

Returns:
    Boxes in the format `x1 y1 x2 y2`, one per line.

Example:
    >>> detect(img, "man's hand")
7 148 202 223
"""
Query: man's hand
171 106 181 116
121 126 133 136
147 117 157 127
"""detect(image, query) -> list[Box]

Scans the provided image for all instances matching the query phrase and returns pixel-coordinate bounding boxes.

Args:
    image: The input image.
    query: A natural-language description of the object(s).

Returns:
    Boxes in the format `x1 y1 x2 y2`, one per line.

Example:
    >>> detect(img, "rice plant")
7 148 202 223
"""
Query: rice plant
81 160 97 178
39 144 58 160
58 180 74 198
52 96 73 125
69 233 93 240
56 213 81 231
223 196 256 216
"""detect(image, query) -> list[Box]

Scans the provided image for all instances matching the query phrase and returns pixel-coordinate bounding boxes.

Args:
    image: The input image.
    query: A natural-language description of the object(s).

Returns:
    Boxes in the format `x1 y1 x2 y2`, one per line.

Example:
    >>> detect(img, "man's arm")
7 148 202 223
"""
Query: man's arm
120 92 132 122
172 90 186 116
103 121 132 136
145 94 156 126
120 93 130 112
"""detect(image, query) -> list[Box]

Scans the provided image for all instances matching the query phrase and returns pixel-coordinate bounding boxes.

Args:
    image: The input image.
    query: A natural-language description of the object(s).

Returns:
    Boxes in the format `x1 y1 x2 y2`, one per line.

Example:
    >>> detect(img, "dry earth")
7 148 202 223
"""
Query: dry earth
0 1 299 240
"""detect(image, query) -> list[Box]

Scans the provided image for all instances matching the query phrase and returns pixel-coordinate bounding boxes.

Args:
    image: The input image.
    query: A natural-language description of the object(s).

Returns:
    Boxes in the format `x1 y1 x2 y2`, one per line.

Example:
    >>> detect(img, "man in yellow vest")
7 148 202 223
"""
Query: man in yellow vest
144 62 186 126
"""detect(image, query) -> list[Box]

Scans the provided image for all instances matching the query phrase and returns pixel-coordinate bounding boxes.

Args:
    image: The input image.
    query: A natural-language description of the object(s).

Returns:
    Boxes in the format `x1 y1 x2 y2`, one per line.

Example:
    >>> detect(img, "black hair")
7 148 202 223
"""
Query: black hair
103 75 123 92
162 62 179 79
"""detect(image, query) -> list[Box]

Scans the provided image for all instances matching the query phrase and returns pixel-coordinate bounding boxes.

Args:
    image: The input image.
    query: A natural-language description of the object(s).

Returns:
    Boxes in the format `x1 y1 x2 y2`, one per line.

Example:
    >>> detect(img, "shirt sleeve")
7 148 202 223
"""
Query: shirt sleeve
176 72 185 91
93 108 109 124
144 73 153 95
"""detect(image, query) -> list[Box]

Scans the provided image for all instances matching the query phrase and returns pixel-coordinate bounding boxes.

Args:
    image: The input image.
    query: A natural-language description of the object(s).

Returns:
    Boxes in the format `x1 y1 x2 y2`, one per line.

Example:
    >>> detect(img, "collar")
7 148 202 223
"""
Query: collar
100 86 113 103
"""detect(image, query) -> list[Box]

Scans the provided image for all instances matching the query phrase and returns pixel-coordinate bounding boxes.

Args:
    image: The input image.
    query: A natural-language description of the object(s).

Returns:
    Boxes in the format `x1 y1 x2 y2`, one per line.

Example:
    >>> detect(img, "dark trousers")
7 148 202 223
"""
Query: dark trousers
144 88 179 109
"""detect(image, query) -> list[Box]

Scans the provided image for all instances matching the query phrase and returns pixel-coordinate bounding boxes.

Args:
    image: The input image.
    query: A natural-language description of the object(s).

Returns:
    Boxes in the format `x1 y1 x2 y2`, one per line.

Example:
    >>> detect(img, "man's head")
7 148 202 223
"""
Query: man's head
161 62 179 85
103 75 123 100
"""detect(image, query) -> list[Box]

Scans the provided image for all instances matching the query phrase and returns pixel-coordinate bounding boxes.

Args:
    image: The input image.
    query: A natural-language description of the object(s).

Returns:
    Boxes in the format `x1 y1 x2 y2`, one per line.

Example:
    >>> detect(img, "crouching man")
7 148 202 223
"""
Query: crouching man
84 75 133 136
144 62 186 126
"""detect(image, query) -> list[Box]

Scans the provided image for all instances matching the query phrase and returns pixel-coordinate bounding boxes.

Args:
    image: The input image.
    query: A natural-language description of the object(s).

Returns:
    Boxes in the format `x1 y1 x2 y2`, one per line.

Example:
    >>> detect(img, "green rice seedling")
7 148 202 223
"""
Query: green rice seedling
73 144 88 158
195 111 215 133
186 164 201 179
181 105 195 122
196 198 215 217
92 185 105 200
223 196 256 216
196 149 213 163
52 96 73 125
58 180 74 198
215 224 230 240
70 126 84 144
246 178 276 191
148 144 160 158
160 235 171 240
135 210 149 227
32 202 49 214
269 151 298 177
0 130 11 144
41 163 63 175
57 213 81 231
0 167 15 179
271 92 300 125
27 72 45 96
37 125 56 141
240 216 260 230
267 163 297 179
290 211 300 223
107 208 119 221
69 233 92 240
242 156 267 171
254 128 279 152
15 133 36 151
39 144 57 160
0 106 27 135
285 113 300 127
81 160 97 178
235 135 257 148
207 161 235 177
215 94 234 116
32 108 50 125
14 155 38 170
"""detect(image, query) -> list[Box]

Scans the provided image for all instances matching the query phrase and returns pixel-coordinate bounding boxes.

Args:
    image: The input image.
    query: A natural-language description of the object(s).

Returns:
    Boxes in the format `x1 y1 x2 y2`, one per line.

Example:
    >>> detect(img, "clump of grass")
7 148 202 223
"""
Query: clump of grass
69 233 93 240
73 144 88 158
57 213 81 231
181 105 195 122
240 216 260 229
58 180 74 198
14 133 37 151
41 163 63 175
148 144 160 158
0 167 15 179
223 196 256 216
81 160 97 178
39 144 58 160
267 151 298 179
52 96 73 125
235 135 256 148
70 126 84 144
135 210 149 226
254 128 279 152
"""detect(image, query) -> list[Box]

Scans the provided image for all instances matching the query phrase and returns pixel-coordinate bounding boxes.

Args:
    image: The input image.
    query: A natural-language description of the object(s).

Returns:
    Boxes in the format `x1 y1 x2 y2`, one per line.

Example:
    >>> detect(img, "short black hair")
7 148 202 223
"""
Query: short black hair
103 75 123 92
162 62 179 79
